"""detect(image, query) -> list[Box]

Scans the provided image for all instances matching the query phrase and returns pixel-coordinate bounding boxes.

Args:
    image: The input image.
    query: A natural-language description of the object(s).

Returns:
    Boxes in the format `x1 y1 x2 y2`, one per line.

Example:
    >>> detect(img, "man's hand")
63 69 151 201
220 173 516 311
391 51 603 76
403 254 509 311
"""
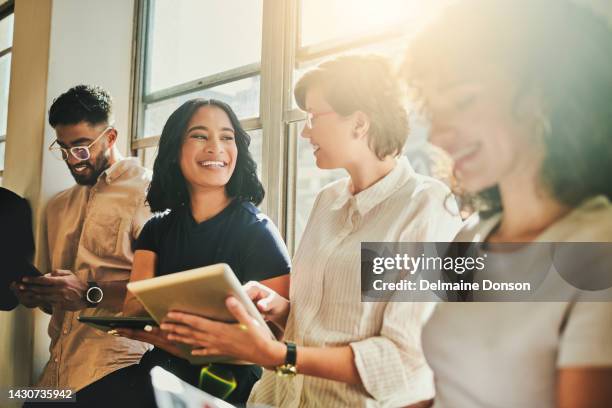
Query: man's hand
9 281 49 309
22 269 88 311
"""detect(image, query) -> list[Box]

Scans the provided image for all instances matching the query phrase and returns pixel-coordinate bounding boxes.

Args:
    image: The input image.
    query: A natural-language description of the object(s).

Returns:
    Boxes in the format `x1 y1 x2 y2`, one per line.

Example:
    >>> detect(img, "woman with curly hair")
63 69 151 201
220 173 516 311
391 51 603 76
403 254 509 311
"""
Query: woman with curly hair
401 0 612 406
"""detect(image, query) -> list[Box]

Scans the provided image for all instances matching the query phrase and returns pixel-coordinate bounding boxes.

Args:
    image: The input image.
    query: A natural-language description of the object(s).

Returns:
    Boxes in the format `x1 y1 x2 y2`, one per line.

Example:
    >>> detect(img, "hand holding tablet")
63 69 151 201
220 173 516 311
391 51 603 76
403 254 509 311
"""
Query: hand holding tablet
77 316 158 332
79 263 273 364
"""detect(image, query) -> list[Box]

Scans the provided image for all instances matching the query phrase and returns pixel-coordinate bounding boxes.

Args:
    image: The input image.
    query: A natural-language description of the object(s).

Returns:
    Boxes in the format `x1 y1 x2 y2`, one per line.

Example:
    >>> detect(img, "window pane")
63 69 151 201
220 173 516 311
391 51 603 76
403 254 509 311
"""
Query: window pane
138 145 159 170
0 14 13 51
0 53 11 136
300 0 446 48
248 129 263 180
147 0 263 93
0 141 5 171
142 76 260 138
294 121 345 247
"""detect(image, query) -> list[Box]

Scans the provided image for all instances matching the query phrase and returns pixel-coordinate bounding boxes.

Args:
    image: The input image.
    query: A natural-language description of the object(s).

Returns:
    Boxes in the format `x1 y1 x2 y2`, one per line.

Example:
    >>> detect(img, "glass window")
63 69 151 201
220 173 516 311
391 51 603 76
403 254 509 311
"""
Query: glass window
133 0 459 251
294 121 345 246
0 10 13 181
247 128 263 179
299 0 445 48
0 52 11 136
138 145 158 170
0 13 13 51
0 140 5 171
146 0 263 93
142 76 260 138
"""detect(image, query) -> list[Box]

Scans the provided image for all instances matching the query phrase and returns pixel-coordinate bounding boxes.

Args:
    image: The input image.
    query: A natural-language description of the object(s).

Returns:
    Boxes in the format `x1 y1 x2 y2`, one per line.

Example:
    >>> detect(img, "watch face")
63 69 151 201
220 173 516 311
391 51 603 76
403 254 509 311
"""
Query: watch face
86 286 104 303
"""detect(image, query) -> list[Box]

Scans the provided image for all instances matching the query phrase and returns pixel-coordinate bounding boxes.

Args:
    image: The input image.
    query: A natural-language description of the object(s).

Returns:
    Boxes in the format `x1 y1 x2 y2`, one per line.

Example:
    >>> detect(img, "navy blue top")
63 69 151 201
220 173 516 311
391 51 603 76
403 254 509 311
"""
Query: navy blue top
135 199 290 281
134 199 290 404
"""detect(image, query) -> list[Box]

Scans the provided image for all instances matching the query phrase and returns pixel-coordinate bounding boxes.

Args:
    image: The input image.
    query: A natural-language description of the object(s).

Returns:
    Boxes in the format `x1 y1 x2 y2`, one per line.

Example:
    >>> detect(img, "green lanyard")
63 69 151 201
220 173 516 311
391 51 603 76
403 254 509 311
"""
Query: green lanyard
198 364 237 400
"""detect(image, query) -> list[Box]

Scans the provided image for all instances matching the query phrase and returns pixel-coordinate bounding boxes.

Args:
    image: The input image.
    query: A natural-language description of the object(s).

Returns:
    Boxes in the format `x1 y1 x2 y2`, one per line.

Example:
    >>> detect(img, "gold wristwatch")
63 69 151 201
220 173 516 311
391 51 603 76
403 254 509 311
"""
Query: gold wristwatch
275 341 297 377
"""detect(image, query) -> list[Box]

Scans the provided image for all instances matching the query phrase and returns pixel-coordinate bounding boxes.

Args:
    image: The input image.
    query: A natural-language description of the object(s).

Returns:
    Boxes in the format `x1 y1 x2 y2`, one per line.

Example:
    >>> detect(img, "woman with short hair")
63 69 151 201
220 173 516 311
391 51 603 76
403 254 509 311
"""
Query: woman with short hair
161 55 462 407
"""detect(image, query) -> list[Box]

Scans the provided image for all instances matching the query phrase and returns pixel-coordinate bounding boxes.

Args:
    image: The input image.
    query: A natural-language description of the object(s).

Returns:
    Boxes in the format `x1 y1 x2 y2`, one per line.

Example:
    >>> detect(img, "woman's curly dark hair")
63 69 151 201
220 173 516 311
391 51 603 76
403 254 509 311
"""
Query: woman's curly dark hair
146 99 264 212
401 0 612 216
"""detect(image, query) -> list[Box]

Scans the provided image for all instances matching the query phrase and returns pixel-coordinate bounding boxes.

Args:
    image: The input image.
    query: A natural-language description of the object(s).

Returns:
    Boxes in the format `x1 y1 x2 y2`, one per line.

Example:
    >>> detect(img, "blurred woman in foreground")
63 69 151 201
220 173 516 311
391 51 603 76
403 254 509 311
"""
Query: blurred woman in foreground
401 0 612 406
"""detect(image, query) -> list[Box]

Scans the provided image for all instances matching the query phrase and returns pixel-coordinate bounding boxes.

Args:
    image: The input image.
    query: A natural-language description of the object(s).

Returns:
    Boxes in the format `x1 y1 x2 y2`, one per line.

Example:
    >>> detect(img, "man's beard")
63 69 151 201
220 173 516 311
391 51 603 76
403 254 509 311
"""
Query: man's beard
69 154 110 186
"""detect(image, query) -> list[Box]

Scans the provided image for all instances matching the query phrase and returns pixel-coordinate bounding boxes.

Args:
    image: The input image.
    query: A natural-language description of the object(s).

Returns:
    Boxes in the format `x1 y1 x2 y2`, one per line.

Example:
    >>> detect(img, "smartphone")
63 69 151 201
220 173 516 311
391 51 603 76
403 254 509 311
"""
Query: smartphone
21 264 43 278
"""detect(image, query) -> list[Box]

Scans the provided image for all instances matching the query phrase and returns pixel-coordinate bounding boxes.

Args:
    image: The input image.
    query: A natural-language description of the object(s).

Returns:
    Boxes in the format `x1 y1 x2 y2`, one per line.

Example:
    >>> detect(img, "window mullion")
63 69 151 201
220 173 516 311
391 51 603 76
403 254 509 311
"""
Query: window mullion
259 0 298 235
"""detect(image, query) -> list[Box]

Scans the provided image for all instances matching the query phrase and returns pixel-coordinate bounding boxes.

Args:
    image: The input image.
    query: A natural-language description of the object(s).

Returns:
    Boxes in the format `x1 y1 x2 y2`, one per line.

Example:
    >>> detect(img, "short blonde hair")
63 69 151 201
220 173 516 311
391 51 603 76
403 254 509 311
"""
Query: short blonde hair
294 54 409 159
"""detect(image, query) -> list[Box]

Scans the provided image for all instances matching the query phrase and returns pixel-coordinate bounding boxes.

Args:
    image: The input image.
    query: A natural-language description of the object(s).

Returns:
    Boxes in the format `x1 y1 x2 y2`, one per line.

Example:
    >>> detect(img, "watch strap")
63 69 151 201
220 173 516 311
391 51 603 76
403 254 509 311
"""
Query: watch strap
284 341 297 366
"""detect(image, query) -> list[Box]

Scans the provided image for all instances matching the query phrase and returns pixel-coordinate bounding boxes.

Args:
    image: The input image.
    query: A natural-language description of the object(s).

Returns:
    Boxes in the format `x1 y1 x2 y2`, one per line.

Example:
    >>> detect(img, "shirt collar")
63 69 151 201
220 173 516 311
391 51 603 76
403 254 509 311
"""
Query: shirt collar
99 157 139 185
330 156 415 216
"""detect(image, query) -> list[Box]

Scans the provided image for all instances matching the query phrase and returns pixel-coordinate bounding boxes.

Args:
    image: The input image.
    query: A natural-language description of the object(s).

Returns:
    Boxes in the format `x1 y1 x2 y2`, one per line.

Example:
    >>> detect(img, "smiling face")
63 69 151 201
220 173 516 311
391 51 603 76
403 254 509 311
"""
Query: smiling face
179 105 238 194
422 67 543 193
54 121 114 185
301 86 367 170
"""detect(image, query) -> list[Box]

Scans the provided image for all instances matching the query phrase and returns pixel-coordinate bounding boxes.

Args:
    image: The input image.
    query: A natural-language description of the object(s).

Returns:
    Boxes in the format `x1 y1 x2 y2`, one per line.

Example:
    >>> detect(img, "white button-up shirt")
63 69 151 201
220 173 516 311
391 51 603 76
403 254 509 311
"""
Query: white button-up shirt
249 157 462 407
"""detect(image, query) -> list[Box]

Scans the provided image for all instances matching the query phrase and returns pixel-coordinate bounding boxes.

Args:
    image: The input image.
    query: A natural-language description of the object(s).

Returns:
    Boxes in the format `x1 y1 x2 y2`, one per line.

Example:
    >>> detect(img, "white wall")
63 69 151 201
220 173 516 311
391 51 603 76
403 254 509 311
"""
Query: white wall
45 0 134 169
33 0 136 380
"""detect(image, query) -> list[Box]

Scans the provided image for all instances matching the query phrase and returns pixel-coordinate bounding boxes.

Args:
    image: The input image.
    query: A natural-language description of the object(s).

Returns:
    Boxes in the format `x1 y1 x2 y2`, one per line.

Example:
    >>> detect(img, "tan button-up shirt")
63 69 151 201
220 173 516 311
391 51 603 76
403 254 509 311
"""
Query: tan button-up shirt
249 157 463 407
38 158 152 392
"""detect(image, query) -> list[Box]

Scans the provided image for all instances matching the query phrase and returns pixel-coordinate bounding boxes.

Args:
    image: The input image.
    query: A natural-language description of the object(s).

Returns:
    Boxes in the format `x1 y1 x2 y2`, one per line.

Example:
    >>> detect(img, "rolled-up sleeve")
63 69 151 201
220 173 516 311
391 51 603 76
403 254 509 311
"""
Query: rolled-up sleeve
350 301 435 406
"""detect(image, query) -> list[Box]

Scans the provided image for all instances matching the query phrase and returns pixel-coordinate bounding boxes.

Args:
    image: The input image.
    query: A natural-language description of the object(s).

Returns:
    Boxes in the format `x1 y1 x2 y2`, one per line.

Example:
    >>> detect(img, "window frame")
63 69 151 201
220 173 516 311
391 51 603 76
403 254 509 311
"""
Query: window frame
130 0 433 253
129 0 263 143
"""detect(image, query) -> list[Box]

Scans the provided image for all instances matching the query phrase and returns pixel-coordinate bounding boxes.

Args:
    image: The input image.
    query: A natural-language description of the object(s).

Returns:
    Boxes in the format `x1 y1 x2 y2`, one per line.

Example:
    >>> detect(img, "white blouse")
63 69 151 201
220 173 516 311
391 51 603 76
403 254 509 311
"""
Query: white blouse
249 157 462 407
423 196 612 408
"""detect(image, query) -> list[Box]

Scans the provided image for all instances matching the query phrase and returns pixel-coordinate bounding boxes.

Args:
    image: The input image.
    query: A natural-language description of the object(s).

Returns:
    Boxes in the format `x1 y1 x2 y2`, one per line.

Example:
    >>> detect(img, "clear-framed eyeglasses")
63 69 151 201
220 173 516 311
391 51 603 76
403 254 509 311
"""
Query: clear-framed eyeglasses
48 126 113 161
305 111 336 129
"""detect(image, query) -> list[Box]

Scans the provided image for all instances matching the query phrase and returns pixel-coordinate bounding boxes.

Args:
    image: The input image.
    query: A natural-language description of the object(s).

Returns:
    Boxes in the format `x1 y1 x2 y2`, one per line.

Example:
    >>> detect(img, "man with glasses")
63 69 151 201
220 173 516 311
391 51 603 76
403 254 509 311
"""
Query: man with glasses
13 85 152 402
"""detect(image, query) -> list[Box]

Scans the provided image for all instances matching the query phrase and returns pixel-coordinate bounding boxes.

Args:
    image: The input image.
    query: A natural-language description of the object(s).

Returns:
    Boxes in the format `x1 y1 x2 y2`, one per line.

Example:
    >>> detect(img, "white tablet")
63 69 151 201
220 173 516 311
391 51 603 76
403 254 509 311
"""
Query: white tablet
127 263 274 364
